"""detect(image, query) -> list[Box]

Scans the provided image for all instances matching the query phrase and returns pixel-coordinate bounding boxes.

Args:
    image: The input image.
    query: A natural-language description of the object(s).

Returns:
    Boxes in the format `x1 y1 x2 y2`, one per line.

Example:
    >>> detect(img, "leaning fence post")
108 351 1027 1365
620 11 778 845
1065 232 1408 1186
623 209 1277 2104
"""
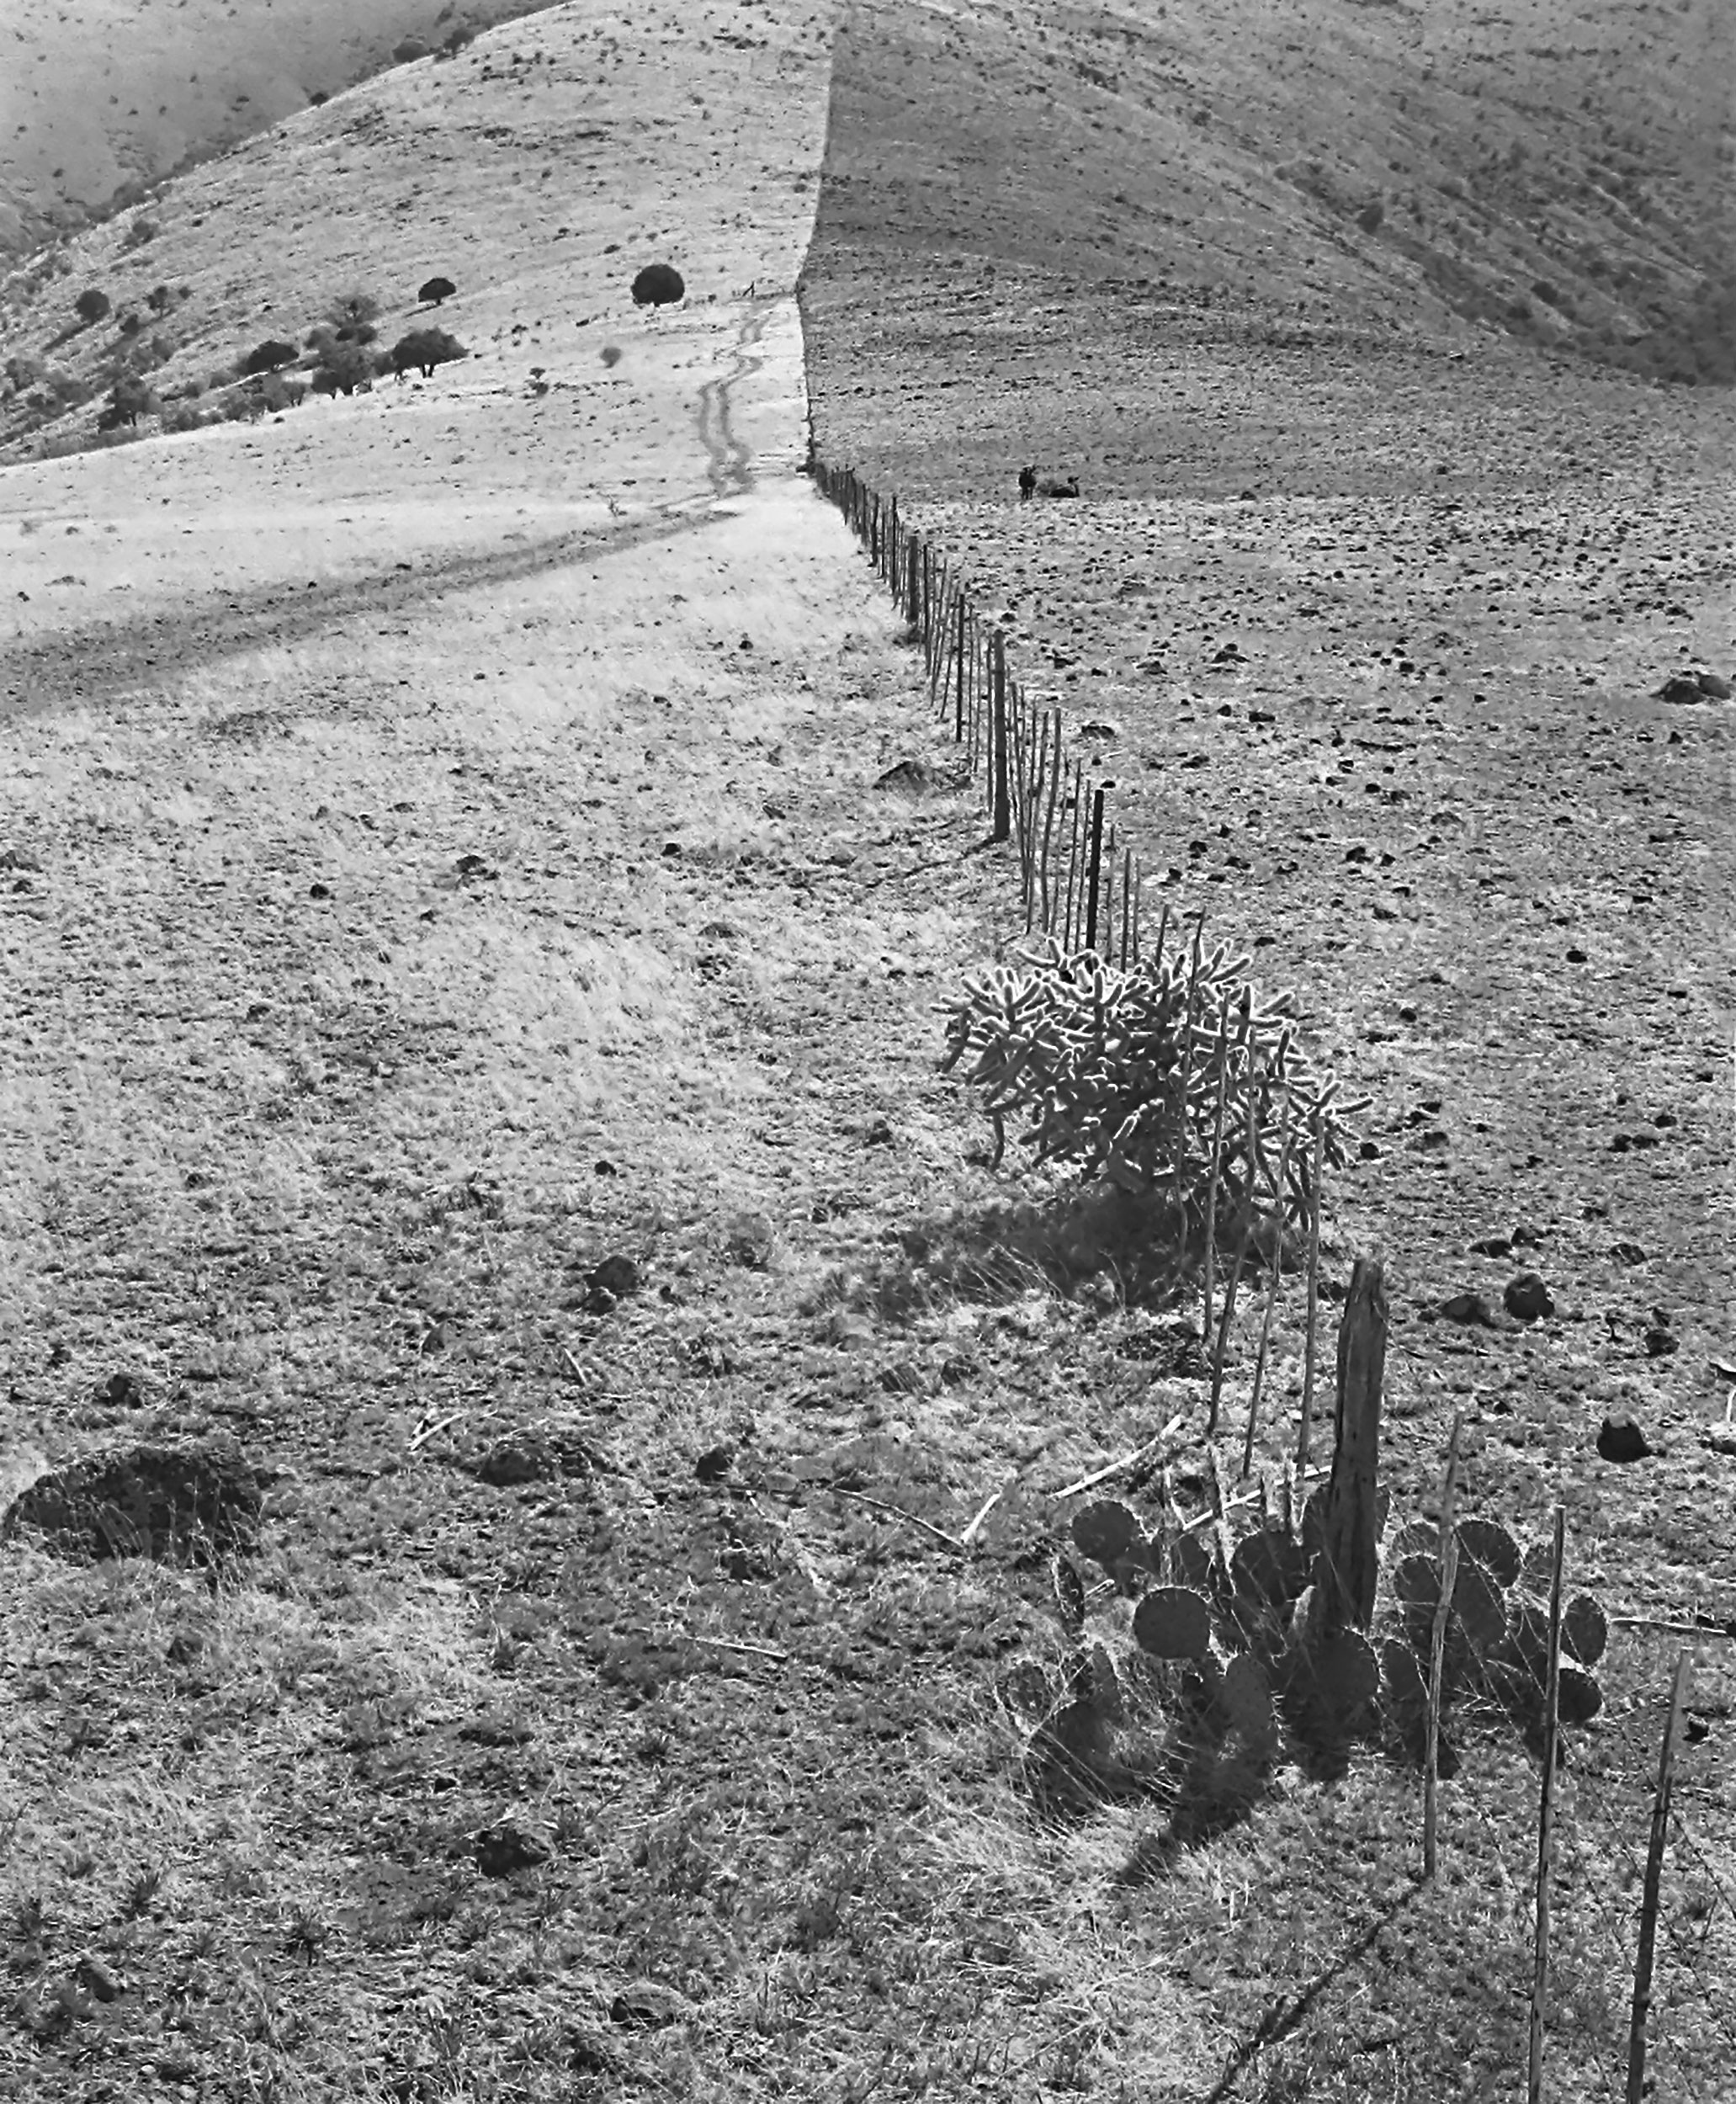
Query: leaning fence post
990 631 1011 842
1316 1256 1386 1635
1083 785 1106 953
1627 1650 1693 2104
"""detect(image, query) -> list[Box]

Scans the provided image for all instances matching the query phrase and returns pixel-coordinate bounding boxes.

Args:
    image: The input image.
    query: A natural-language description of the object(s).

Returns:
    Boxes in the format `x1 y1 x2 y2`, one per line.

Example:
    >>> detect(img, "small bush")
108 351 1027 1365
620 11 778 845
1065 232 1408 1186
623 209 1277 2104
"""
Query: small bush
116 310 142 336
242 337 298 376
208 364 238 391
162 399 211 434
146 284 173 314
1356 199 1385 235
418 275 457 307
310 89 330 108
257 372 306 412
223 391 268 423
3 353 45 393
123 219 159 249
440 24 477 56
600 344 622 368
99 374 159 429
75 287 111 326
393 36 431 62
326 290 380 334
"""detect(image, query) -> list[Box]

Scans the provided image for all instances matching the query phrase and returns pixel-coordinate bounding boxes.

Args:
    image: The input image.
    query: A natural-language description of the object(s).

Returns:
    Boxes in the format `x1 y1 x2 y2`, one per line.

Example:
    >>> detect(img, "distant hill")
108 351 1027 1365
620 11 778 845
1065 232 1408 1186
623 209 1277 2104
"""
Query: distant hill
807 0 1735 386
0 0 551 259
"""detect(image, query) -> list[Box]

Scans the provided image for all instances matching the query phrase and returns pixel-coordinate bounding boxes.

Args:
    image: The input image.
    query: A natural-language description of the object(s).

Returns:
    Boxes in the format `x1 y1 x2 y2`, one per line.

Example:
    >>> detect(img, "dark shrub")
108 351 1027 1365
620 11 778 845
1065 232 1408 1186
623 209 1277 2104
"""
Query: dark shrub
101 373 158 428
392 36 430 62
440 24 476 56
310 89 330 107
418 275 457 306
75 286 111 326
146 284 173 314
311 343 373 396
630 263 685 307
242 337 298 376
3 353 45 393
600 343 622 368
326 290 380 335
123 219 158 249
258 373 307 412
389 327 468 379
117 310 142 336
1356 199 1385 235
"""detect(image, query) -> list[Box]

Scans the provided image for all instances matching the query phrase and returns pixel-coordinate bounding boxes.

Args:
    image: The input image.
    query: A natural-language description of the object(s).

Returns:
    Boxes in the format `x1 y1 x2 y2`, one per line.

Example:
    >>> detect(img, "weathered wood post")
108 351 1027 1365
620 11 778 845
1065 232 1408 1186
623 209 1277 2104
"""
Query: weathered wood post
990 630 1011 842
1083 785 1106 953
1315 1255 1386 1634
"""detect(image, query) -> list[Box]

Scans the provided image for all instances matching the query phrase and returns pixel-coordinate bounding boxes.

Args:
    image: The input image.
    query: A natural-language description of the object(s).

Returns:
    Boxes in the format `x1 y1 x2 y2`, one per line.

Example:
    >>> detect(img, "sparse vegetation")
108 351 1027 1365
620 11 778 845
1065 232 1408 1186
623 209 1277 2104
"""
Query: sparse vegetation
310 342 373 396
417 274 457 306
240 337 297 376
73 287 110 327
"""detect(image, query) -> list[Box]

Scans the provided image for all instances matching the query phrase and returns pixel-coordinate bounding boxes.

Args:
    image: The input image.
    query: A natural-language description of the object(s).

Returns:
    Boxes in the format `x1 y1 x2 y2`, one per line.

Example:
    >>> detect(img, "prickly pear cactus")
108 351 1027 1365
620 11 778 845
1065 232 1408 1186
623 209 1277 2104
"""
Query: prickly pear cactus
1012 1476 1616 1830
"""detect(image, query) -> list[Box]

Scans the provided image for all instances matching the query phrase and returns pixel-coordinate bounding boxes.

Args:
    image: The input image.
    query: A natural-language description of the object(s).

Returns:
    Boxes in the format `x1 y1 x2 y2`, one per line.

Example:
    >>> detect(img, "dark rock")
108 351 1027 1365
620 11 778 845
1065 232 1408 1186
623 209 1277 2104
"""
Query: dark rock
473 1427 598 1488
1505 1272 1555 1321
583 1252 641 1310
1437 1291 1497 1327
1655 673 1708 705
873 758 948 794
608 1979 693 2029
864 1118 895 1146
1 1436 267 1567
74 1953 121 2003
474 1820 552 1878
693 1442 735 1483
97 1371 147 1411
1643 1326 1679 1358
1470 1235 1512 1257
1695 670 1732 699
1596 1412 1652 1464
1610 1241 1647 1266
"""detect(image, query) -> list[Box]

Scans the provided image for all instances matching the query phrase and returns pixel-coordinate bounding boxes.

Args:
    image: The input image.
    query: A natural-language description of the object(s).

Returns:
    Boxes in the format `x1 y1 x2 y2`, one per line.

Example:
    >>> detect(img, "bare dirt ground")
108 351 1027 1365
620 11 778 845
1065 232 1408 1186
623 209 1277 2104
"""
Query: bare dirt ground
1 2 1733 2101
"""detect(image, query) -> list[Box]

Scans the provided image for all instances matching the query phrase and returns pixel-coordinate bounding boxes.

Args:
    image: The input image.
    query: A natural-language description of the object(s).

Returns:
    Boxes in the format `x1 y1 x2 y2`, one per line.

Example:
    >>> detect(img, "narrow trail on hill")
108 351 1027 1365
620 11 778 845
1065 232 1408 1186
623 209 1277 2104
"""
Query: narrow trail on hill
695 302 773 498
0 498 730 720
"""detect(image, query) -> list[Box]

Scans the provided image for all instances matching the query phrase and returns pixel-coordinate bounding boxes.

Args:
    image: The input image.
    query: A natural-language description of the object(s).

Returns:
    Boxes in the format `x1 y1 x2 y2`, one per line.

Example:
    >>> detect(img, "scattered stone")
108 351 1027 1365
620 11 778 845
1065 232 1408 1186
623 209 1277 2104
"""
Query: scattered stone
608 1979 693 2029
1470 1235 1512 1257
864 1117 895 1147
472 1426 599 1488
1611 1242 1648 1266
1643 1326 1679 1358
1655 673 1709 705
1694 669 1732 699
693 1441 735 1483
584 1252 641 1311
473 1821 552 1878
873 758 947 794
1505 1272 1555 1322
1437 1292 1497 1327
2 1436 268 1567
1596 1412 1652 1464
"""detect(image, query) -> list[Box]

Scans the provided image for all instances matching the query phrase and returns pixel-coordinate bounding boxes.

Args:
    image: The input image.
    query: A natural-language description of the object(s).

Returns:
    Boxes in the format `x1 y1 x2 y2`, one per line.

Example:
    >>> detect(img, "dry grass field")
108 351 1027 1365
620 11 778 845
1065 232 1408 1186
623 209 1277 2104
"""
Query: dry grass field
1 3 1733 2101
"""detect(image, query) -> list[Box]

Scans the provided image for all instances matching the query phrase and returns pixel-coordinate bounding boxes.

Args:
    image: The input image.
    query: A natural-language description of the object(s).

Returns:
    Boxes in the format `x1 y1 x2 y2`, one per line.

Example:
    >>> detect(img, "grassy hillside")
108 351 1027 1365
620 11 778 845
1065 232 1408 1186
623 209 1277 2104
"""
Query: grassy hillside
0 0 555 258
808 0 1735 386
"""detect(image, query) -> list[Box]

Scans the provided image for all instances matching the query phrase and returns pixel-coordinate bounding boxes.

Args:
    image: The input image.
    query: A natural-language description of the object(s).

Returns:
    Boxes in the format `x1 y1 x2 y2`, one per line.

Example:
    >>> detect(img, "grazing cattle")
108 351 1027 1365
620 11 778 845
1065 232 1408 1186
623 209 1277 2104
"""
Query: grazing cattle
1018 463 1038 501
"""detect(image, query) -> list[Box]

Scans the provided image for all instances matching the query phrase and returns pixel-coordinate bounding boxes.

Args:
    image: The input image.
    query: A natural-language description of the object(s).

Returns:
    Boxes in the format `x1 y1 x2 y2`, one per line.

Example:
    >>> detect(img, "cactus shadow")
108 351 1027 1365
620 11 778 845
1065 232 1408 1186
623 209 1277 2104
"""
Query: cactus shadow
892 1182 1201 1311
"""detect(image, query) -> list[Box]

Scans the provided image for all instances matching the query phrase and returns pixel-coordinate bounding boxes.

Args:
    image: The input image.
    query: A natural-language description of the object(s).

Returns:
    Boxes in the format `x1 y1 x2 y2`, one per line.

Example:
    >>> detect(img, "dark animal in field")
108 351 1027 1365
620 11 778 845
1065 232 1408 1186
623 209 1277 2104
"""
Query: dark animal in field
1038 476 1080 497
1018 463 1038 500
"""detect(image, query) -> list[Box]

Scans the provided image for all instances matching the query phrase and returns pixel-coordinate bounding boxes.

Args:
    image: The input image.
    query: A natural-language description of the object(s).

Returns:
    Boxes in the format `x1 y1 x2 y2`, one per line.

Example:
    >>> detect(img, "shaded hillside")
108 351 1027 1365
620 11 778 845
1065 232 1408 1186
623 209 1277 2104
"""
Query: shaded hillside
804 0 1735 389
0 0 553 258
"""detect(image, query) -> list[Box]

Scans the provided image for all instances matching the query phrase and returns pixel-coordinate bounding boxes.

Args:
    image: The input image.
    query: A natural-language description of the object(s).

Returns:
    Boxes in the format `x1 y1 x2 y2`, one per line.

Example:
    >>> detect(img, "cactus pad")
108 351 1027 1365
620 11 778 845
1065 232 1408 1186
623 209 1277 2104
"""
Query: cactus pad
1457 1517 1521 1587
1133 1586 1213 1660
1558 1663 1604 1724
1221 1653 1277 1743
1072 1501 1143 1570
1562 1594 1608 1668
1230 1527 1310 1612
1170 1532 1213 1591
1451 1558 1508 1651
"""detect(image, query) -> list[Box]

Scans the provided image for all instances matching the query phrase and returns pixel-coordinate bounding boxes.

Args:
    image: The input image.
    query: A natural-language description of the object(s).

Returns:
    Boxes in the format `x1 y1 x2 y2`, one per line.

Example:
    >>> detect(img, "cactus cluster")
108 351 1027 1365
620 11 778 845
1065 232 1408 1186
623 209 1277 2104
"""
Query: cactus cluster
1010 1485 1609 1829
938 933 1367 1222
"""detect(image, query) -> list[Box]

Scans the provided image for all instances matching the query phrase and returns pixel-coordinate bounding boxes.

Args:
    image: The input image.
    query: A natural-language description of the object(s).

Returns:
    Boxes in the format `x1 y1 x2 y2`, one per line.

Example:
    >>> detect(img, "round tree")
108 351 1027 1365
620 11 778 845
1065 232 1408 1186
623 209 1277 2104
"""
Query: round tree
311 343 374 396
630 263 685 307
418 276 457 307
74 287 111 326
390 327 468 380
242 338 298 377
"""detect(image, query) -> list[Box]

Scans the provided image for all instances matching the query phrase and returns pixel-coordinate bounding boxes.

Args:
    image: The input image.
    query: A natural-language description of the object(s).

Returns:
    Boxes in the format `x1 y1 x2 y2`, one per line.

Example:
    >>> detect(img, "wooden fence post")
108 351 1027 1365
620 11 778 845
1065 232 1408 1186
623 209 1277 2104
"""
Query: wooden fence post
1084 785 1106 953
1315 1256 1387 1634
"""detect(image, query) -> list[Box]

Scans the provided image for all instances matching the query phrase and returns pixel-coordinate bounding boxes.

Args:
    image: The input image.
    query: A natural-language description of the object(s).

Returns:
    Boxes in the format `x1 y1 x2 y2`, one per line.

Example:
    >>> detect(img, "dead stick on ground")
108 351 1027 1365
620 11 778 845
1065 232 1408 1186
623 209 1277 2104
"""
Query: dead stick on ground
1626 1648 1693 2104
828 1484 966 1556
959 1473 1018 1547
1529 1505 1567 2104
1424 1411 1465 1883
1053 1414 1187 1501
693 1634 788 1663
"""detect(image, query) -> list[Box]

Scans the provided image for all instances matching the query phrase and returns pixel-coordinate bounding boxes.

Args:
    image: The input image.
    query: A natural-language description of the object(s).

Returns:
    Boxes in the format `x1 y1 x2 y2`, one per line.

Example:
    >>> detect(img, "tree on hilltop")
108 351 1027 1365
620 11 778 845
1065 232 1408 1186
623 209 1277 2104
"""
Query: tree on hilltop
631 263 685 307
418 275 457 307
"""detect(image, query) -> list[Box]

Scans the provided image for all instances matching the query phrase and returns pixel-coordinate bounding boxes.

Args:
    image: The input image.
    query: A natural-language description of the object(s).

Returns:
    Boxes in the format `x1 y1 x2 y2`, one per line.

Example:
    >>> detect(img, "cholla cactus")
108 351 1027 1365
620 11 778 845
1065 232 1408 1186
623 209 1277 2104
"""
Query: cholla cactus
938 934 1366 1229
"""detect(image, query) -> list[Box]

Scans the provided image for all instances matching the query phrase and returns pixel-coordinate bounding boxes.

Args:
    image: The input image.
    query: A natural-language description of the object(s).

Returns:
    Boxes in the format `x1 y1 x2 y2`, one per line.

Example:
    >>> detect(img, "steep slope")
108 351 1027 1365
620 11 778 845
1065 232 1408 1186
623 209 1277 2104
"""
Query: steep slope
807 0 1735 385
0 0 554 258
